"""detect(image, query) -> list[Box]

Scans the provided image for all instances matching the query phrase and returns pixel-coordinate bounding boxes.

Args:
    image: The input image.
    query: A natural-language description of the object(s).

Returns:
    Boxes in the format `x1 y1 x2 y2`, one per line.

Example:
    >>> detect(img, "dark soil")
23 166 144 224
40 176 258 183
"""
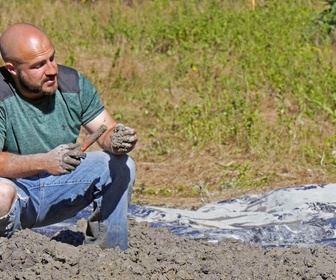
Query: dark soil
0 218 336 279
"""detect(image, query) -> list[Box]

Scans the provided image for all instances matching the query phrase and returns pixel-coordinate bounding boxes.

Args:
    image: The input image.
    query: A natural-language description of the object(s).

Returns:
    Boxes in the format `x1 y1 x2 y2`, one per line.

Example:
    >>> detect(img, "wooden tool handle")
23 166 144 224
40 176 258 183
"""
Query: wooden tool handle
79 125 108 152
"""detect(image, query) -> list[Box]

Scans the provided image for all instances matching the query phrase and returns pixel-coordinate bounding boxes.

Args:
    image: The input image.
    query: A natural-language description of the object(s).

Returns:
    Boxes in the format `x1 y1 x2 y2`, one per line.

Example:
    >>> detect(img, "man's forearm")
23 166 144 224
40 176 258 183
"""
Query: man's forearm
0 152 47 178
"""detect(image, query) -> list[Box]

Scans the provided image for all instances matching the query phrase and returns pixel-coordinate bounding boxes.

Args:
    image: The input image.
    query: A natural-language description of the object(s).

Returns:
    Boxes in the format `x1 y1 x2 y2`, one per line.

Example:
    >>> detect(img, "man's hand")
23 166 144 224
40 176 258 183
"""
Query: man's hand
47 143 86 175
110 124 138 154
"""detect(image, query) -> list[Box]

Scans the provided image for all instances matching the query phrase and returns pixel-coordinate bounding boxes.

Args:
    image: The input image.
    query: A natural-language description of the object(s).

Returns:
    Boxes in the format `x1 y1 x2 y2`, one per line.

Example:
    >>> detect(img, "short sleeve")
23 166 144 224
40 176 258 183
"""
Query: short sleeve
78 72 105 125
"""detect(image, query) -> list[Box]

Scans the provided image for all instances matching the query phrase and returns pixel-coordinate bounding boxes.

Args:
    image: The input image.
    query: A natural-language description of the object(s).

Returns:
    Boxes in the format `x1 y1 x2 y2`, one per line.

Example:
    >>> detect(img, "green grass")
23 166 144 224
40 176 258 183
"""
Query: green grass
2 0 336 206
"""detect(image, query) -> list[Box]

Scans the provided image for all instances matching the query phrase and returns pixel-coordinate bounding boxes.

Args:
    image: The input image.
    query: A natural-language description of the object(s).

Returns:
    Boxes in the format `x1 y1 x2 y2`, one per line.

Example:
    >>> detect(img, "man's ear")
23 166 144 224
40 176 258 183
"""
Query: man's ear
5 62 17 76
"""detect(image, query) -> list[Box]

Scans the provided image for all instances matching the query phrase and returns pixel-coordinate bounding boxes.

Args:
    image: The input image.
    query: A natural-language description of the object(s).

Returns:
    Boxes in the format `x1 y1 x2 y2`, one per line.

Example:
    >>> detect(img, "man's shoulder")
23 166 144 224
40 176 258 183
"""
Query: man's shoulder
58 65 80 93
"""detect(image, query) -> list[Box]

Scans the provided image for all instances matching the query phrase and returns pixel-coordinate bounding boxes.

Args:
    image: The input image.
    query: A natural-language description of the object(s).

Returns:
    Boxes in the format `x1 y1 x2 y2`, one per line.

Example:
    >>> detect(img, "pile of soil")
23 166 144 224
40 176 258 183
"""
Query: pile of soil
0 219 335 279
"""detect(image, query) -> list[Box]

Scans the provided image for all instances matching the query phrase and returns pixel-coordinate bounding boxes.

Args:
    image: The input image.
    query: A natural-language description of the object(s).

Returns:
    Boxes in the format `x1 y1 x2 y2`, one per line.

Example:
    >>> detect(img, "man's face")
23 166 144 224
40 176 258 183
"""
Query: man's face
17 58 58 96
14 42 58 97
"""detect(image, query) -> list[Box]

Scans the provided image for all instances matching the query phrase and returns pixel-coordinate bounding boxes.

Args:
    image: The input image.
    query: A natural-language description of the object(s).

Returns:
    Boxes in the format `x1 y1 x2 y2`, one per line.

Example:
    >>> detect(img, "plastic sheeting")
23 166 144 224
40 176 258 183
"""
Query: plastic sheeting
34 183 336 248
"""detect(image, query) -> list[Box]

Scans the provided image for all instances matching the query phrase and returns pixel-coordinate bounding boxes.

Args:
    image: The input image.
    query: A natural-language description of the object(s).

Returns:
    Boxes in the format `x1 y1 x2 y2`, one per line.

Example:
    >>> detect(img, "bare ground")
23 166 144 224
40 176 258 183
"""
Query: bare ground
0 218 336 280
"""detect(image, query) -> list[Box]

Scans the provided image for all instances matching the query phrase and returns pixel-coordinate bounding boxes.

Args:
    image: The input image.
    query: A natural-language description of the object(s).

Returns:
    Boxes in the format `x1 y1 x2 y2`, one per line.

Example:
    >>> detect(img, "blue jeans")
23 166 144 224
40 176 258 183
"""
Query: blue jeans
0 151 136 250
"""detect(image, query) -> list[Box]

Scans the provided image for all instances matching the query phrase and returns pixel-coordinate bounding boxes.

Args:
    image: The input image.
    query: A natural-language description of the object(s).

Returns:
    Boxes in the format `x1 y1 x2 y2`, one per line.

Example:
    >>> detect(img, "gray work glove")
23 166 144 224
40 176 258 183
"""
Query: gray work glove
110 123 137 154
48 143 86 175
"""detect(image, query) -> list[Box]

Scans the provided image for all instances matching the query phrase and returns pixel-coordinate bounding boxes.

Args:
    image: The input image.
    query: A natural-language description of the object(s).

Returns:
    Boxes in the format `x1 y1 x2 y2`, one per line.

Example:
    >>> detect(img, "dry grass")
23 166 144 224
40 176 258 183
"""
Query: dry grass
1 0 335 209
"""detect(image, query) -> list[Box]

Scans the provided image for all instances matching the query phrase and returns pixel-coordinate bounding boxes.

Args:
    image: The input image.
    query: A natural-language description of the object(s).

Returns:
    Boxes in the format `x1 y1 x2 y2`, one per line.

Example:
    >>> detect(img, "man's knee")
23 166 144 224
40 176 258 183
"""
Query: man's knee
0 182 17 217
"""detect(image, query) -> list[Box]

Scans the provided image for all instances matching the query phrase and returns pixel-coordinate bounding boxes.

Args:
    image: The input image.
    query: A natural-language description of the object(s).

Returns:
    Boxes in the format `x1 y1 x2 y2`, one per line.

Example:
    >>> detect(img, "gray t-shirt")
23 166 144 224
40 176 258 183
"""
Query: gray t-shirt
0 65 104 155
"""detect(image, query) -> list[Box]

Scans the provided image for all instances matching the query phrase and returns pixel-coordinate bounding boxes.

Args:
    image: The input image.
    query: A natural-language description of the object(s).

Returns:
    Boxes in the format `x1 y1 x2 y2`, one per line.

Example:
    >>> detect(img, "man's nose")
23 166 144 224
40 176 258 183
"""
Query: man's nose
45 60 57 75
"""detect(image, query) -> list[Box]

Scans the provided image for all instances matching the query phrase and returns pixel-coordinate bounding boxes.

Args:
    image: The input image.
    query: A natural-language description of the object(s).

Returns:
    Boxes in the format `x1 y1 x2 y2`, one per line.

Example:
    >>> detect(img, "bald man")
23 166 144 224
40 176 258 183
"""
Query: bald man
0 23 137 250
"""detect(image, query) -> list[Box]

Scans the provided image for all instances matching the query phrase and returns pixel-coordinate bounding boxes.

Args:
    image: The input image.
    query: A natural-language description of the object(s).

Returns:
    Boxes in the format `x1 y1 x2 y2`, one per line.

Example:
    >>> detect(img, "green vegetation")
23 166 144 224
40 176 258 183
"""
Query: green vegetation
2 0 336 207
318 0 336 34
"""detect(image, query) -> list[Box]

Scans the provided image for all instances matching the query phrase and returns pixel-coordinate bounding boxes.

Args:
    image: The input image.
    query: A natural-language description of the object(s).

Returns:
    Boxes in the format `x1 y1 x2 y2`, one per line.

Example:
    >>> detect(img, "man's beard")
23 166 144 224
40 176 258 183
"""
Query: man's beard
17 71 57 96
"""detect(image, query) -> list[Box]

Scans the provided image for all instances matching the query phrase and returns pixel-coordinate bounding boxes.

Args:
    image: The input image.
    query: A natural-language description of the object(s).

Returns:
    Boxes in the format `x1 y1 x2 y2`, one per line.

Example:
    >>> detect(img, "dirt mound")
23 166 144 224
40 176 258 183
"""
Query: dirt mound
0 219 335 279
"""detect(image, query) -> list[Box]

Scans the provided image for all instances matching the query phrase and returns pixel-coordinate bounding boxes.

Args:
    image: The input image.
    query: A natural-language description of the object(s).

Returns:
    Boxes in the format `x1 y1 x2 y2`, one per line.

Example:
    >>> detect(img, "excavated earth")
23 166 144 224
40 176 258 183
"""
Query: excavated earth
0 218 336 279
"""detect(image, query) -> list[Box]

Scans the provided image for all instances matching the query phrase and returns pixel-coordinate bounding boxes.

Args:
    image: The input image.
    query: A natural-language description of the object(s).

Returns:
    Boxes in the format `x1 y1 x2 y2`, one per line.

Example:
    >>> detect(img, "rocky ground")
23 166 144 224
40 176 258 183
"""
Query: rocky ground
0 218 335 279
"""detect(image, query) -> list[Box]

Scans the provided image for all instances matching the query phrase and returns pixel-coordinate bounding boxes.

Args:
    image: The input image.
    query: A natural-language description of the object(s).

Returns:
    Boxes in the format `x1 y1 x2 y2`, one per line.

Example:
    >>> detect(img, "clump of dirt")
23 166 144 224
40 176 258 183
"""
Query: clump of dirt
0 219 335 279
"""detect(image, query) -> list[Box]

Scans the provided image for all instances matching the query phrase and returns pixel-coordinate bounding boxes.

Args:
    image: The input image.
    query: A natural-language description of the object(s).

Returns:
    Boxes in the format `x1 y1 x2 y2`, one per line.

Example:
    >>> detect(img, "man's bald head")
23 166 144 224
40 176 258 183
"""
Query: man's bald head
0 23 52 64
0 23 58 98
